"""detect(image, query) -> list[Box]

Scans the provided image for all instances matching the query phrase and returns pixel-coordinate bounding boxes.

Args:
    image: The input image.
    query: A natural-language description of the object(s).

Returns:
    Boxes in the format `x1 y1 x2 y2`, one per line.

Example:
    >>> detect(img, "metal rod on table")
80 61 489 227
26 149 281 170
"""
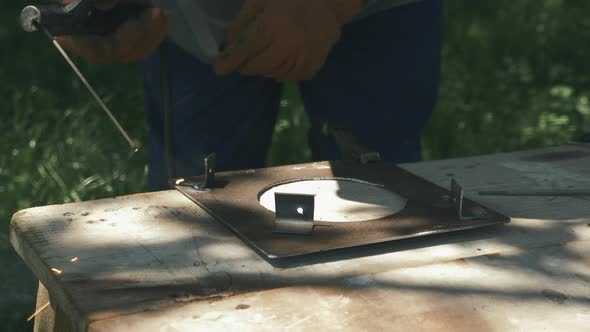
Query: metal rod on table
37 22 139 152
479 190 590 197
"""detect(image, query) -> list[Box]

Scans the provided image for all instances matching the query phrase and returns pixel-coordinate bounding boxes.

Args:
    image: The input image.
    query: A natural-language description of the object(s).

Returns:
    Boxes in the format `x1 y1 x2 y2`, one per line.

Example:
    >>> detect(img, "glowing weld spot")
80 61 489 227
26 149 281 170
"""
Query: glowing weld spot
27 302 50 321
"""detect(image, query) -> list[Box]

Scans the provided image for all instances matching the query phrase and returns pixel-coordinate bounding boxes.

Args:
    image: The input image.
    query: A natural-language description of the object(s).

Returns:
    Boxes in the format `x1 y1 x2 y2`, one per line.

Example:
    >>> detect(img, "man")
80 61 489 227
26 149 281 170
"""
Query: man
60 0 443 190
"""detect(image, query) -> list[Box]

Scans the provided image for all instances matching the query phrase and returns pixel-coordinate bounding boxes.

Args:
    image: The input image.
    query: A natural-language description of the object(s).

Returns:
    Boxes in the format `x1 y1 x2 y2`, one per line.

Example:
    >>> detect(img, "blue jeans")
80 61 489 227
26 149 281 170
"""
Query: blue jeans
142 0 443 191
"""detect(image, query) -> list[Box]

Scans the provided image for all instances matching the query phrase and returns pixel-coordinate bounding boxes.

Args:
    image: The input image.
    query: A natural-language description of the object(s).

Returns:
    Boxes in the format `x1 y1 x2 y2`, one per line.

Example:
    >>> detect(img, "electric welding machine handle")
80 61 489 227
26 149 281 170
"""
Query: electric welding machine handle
20 0 146 36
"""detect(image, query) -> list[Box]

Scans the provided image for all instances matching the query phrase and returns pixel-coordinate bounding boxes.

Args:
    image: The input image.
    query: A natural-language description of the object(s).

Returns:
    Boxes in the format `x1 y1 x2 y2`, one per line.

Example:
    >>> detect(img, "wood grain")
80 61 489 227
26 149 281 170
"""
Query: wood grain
90 242 590 332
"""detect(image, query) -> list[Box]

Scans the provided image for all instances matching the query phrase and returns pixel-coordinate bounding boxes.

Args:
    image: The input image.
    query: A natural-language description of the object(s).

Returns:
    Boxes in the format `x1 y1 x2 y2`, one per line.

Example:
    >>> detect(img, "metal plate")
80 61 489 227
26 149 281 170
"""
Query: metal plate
175 161 510 261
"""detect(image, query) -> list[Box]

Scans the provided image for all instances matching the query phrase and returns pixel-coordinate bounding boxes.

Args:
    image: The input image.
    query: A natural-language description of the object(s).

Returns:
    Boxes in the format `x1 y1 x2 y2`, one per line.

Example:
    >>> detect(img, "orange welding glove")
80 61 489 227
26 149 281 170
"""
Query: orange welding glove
214 0 364 81
56 0 168 63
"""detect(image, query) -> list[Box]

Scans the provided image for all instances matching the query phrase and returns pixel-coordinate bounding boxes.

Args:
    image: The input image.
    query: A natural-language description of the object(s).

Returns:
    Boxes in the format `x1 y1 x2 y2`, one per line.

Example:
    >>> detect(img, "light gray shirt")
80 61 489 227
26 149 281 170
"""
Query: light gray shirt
152 0 420 63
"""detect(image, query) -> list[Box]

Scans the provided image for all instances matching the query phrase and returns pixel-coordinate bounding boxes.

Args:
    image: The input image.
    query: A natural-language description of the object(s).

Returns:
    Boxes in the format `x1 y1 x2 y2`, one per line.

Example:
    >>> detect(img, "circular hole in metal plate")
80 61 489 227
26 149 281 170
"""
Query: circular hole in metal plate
259 178 407 223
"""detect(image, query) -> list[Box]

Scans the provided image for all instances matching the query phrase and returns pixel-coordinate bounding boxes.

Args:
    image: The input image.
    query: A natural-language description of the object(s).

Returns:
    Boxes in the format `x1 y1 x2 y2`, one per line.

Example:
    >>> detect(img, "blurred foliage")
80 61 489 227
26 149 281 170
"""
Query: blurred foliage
424 0 590 158
1 9 147 227
1 1 590 329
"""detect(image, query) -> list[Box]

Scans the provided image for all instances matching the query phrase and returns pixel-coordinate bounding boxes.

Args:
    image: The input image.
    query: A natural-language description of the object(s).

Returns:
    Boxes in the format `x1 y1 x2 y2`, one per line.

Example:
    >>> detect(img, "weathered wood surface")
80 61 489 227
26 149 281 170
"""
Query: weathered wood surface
91 241 590 332
10 145 590 332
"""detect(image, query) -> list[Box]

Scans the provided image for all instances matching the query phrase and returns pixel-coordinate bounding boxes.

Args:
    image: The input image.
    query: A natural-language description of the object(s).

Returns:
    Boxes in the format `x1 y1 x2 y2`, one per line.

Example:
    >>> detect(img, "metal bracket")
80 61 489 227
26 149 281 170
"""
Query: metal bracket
171 153 217 191
204 153 216 189
450 178 465 219
450 178 489 220
273 193 315 235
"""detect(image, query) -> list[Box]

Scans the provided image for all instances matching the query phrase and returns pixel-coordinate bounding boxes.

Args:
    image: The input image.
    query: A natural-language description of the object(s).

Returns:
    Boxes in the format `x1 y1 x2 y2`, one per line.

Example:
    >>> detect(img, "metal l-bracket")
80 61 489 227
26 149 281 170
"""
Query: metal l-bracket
192 153 217 190
204 153 216 189
450 178 465 219
273 193 315 235
170 153 217 191
450 178 489 220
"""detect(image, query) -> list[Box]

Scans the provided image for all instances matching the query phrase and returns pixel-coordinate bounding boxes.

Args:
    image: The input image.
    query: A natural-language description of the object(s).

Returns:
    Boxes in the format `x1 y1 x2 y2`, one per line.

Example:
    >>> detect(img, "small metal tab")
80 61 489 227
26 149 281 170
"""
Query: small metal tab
450 178 464 218
273 193 315 235
450 179 489 220
204 153 216 189
169 153 217 191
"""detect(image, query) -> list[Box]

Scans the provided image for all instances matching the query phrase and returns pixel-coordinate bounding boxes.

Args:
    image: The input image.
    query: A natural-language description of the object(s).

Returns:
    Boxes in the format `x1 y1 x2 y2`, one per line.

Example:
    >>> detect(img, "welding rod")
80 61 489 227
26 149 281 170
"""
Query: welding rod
36 22 139 153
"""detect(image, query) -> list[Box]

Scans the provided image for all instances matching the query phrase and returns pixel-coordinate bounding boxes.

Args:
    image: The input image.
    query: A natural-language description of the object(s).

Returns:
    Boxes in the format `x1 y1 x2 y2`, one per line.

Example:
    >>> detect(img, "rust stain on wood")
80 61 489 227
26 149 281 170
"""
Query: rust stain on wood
447 258 468 265
484 253 501 260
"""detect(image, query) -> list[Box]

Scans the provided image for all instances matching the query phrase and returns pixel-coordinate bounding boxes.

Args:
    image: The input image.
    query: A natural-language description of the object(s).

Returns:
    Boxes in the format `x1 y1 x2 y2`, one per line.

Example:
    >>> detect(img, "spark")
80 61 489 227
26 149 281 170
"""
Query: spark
51 268 63 275
175 178 185 185
70 257 79 262
27 302 50 321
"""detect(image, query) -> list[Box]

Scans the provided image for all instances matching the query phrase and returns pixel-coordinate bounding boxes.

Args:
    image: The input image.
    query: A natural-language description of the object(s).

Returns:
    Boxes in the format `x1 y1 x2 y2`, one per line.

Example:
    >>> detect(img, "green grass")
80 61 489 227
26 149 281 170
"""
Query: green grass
2 1 590 330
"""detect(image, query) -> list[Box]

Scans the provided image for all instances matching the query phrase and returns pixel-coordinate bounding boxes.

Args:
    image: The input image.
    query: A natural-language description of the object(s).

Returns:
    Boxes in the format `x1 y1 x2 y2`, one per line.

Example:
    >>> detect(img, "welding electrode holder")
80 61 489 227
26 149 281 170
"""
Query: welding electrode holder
20 0 145 36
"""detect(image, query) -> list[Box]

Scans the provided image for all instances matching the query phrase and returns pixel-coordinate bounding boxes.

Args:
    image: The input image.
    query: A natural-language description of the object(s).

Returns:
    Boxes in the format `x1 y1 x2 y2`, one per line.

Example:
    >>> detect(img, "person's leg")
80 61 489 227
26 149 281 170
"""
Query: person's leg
142 40 282 190
300 0 443 163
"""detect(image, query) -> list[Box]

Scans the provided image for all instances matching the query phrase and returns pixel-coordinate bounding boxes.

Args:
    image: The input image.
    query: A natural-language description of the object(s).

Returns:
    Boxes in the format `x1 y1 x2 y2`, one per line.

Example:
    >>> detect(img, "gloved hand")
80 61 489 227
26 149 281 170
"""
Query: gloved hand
214 0 364 81
56 0 168 63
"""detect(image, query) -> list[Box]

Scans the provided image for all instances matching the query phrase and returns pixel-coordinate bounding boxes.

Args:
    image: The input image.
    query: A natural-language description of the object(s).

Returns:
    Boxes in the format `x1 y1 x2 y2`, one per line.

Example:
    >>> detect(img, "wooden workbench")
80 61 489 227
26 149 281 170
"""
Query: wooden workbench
10 145 590 332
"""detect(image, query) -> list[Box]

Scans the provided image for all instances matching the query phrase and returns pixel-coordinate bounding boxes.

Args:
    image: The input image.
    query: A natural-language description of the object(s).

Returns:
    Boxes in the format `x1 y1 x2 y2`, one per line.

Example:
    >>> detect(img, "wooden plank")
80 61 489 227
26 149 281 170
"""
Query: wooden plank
9 145 590 331
404 145 590 221
89 241 590 332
